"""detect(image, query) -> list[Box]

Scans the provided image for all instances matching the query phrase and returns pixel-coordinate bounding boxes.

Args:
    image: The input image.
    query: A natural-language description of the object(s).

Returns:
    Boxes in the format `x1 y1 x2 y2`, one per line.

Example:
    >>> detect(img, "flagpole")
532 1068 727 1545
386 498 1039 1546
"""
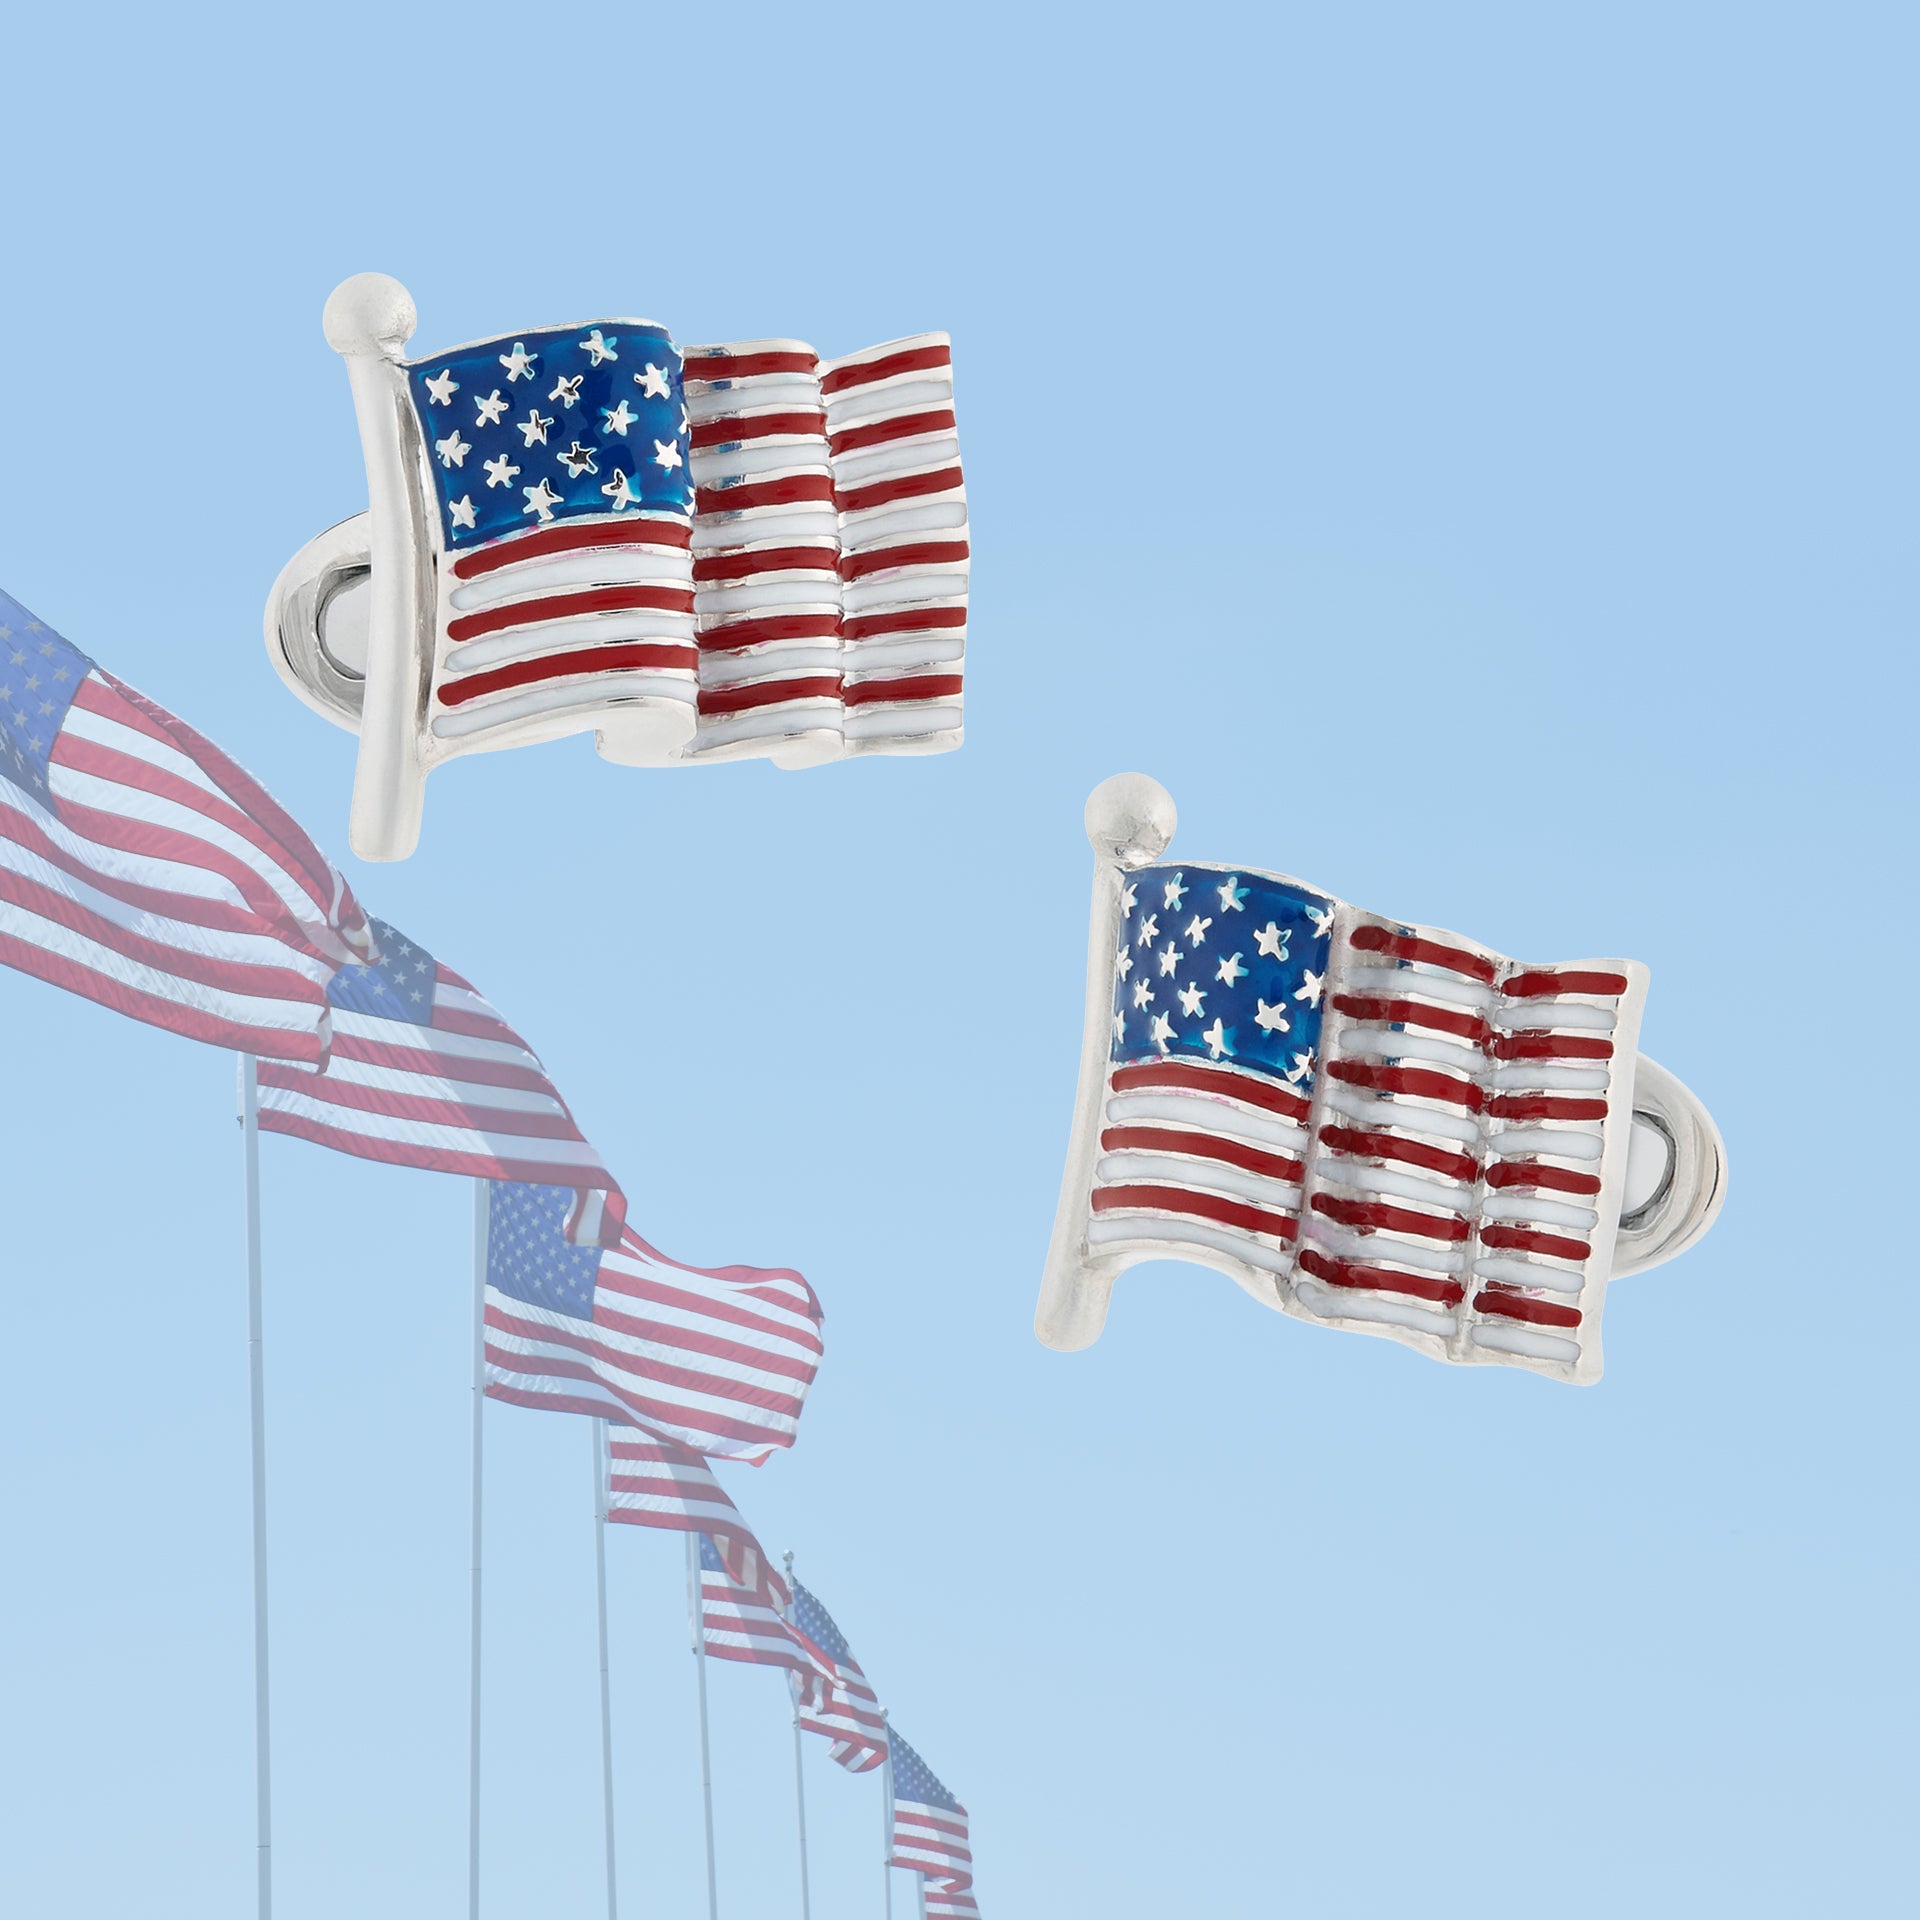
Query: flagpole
687 1532 720 1920
237 1057 272 1920
881 1710 894 1920
593 1420 618 1920
467 1178 489 1920
782 1552 812 1920
916 1873 929 1920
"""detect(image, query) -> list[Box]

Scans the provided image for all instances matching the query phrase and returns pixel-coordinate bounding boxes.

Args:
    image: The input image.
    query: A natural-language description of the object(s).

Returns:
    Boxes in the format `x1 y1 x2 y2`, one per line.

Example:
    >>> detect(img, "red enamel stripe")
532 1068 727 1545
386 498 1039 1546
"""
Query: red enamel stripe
437 643 695 707
1473 1287 1582 1329
839 539 969 582
697 675 841 717
1492 1032 1614 1061
447 584 695 643
1348 922 1497 984
1110 1059 1311 1121
1311 1194 1471 1243
1487 1092 1608 1122
1480 1223 1593 1262
1328 1059 1485 1111
1331 994 1490 1042
842 674 962 707
692 545 838 584
1484 1160 1603 1196
449 518 690 580
829 407 956 456
1502 969 1629 999
1319 1126 1480 1184
820 343 951 395
684 349 817 380
1100 1125 1303 1184
1298 1246 1466 1308
695 473 836 515
842 604 967 642
689 409 826 449
695 612 842 653
1092 1184 1298 1241
834 465 964 514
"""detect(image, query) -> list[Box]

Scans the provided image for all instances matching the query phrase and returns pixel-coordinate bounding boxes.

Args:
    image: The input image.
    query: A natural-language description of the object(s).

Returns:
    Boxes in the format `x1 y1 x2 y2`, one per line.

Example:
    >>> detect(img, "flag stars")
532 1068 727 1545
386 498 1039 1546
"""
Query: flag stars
1201 1018 1235 1061
601 399 638 436
499 341 538 381
549 374 584 409
601 468 642 510
1120 881 1138 915
474 389 509 426
1294 969 1324 1007
1156 941 1181 977
449 495 477 530
1286 1047 1315 1083
1307 903 1334 940
424 368 459 407
1131 978 1154 1010
580 328 619 364
1162 873 1187 910
1254 921 1289 961
522 478 563 521
1216 951 1246 986
1176 981 1206 1018
1114 946 1134 981
1183 912 1212 946
484 453 520 488
652 437 683 471
517 408 555 447
557 441 599 477
1148 1011 1176 1053
435 429 472 468
1254 999 1290 1034
1135 912 1158 948
1217 876 1248 913
636 362 672 399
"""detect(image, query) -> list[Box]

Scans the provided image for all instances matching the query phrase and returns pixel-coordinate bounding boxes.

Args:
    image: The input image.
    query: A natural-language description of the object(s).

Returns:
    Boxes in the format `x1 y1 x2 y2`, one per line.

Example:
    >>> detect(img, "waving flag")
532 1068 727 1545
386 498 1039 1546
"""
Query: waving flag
255 931 624 1245
693 1535 836 1686
0 589 367 1059
603 1428 784 1602
790 1579 889 1773
889 1730 978 1915
482 1180 823 1457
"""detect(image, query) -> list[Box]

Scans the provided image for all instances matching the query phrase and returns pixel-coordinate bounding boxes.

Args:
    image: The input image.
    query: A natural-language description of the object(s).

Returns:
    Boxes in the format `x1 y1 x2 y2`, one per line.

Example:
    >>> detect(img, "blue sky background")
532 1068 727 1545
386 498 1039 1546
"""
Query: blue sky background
1 5 1913 1915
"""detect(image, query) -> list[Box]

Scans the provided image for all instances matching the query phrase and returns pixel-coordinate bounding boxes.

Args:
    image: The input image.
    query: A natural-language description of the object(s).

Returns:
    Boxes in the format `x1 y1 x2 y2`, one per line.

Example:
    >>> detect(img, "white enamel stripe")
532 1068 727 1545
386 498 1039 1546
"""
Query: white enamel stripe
446 546 693 612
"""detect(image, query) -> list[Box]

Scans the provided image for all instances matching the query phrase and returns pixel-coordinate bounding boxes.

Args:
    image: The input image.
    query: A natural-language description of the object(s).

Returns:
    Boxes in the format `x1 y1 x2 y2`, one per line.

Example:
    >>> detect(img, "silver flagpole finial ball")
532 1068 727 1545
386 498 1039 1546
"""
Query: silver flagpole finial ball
1084 773 1176 869
322 272 417 357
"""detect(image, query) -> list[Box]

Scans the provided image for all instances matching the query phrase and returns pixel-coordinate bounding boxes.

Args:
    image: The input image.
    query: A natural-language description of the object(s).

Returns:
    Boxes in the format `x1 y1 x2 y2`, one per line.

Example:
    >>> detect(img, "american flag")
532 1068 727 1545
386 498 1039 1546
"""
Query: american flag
789 1578 889 1773
254 927 624 1245
482 1181 823 1460
407 322 697 749
693 1535 836 1685
1084 860 1646 1377
0 590 368 1060
685 334 966 760
889 1729 977 1913
603 1428 783 1603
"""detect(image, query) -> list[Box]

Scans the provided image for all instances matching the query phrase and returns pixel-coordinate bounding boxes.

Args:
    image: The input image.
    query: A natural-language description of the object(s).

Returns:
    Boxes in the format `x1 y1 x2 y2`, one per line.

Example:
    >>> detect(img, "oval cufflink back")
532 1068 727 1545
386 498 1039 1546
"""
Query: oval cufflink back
1612 1055 1728 1279
265 515 373 736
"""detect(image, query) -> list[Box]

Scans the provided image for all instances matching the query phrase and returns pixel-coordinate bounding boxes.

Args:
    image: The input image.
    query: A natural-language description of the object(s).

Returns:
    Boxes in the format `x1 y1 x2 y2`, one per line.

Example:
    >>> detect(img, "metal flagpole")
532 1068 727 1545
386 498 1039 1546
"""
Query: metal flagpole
916 1871 929 1920
880 1710 894 1920
687 1531 720 1920
237 1057 272 1920
467 1178 489 1920
593 1420 619 1920
782 1552 812 1920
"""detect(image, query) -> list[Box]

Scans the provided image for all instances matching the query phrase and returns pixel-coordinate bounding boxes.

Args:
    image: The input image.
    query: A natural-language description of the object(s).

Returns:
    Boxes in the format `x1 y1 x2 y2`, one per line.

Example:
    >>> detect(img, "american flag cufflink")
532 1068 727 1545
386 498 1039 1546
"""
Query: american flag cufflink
1038 774 1727 1384
267 274 968 861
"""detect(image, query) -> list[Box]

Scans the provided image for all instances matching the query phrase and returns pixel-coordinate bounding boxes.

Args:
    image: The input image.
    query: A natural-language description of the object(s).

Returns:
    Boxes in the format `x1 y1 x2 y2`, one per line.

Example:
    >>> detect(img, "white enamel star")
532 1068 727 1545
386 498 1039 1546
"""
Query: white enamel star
449 495 477 530
1136 912 1159 948
636 362 672 399
602 399 637 437
499 341 537 382
1120 882 1138 915
1254 999 1290 1034
1132 978 1154 1010
1254 921 1289 961
521 478 563 521
434 429 471 469
601 468 642 510
1285 1047 1315 1083
1163 873 1187 910
1115 946 1134 981
483 453 520 489
557 441 598 478
1148 1011 1176 1053
549 375 584 409
1201 1018 1232 1060
1306 903 1335 940
1176 982 1206 1018
1293 969 1324 1006
424 368 459 407
652 437 683 471
1157 941 1181 977
474 389 508 427
1216 952 1246 986
1183 913 1212 946
580 328 619 365
1217 876 1248 913
518 409 554 448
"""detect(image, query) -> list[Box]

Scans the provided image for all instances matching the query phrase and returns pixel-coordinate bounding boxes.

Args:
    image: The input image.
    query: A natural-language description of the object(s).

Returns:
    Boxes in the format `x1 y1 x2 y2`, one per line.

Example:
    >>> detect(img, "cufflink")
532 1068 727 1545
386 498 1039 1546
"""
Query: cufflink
267 274 968 860
1038 774 1727 1383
